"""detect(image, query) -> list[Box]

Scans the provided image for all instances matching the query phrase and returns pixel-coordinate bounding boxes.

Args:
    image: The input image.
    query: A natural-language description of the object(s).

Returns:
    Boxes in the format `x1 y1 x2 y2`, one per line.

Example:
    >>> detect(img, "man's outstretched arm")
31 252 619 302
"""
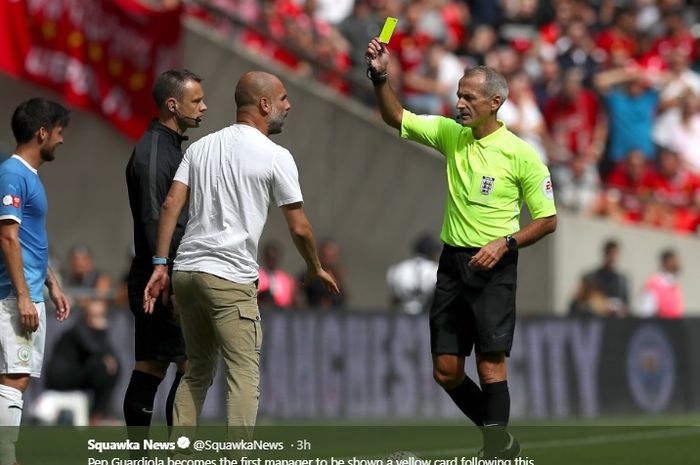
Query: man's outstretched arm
366 38 404 130
281 202 339 294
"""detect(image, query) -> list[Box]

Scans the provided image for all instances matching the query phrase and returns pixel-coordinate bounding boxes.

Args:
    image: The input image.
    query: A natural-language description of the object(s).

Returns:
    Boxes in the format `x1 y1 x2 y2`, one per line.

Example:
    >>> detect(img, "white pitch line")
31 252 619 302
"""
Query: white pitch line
357 427 700 460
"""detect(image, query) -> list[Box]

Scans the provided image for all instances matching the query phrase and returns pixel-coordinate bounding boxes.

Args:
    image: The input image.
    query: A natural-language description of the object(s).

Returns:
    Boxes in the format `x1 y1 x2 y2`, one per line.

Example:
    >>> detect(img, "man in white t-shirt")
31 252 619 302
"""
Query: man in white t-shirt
144 71 338 441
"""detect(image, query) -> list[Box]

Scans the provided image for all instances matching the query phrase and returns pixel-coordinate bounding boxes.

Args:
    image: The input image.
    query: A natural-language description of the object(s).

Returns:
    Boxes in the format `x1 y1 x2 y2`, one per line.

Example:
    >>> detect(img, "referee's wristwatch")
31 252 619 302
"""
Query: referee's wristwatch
505 235 518 252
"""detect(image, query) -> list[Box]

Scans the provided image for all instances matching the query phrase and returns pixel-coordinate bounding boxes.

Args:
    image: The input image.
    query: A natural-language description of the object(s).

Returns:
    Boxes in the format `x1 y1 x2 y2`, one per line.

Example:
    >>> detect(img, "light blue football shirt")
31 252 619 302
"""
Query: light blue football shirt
0 155 49 302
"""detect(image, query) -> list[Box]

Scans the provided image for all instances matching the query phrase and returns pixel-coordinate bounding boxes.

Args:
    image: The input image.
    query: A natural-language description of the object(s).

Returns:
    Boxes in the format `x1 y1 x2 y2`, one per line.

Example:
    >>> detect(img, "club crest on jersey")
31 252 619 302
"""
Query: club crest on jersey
480 176 495 195
1 195 19 208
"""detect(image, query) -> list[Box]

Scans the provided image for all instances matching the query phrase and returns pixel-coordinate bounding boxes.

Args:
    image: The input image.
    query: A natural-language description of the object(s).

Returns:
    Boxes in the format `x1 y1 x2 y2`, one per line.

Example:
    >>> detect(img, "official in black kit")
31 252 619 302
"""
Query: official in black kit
123 69 207 432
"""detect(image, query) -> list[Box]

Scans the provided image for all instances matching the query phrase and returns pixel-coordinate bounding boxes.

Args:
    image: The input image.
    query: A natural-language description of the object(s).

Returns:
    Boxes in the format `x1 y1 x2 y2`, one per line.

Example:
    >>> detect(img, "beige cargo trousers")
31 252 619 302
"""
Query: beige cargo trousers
171 270 262 441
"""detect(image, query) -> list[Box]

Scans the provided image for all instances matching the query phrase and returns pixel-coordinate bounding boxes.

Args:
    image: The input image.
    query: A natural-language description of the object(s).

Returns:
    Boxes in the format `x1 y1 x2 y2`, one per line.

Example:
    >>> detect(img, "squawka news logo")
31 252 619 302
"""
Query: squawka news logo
87 439 178 453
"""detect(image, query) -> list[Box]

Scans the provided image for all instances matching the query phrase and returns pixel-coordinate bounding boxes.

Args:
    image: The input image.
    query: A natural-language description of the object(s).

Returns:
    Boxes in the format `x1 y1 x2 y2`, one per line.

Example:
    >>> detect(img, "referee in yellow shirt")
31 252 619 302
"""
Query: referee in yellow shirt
366 38 557 459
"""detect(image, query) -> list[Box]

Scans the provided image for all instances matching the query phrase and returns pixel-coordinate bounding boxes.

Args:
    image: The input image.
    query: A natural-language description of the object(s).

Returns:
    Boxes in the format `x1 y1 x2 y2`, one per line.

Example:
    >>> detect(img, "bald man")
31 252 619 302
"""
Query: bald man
144 71 338 441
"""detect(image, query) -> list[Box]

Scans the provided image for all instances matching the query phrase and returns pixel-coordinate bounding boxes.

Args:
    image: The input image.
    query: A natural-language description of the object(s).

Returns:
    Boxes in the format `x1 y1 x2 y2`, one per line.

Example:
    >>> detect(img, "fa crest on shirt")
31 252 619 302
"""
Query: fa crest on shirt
480 176 495 195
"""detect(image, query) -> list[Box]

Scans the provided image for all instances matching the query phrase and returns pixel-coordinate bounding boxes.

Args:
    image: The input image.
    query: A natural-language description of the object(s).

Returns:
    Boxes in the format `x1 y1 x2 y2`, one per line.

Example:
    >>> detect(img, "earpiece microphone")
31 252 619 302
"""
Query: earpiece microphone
172 104 202 124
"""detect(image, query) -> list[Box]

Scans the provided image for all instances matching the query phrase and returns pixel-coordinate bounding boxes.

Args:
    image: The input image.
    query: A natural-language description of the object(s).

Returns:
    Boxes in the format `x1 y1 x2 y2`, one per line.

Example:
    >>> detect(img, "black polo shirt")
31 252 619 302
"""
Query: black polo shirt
126 120 188 274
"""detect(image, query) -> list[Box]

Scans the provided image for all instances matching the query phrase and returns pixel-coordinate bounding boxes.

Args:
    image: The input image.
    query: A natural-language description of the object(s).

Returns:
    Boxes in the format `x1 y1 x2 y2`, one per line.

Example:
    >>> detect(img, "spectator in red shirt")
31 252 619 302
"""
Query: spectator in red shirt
441 0 469 51
538 0 578 47
595 149 659 224
241 0 303 70
544 67 605 165
595 6 637 67
387 2 449 114
607 149 659 193
636 249 684 319
652 9 698 63
650 147 700 232
258 241 297 309
292 0 352 93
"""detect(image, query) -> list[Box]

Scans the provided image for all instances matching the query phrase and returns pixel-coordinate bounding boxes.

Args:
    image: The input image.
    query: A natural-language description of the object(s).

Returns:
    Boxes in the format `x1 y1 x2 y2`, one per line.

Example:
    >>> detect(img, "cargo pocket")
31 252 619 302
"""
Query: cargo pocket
237 302 262 352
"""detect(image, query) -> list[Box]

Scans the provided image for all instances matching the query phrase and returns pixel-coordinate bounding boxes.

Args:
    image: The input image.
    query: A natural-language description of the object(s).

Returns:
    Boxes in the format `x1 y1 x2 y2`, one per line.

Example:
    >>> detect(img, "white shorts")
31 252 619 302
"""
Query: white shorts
0 298 46 378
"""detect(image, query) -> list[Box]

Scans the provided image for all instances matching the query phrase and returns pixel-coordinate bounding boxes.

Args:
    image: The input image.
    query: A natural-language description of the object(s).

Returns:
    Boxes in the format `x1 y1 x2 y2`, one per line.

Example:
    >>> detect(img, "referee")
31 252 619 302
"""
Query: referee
366 39 557 458
124 69 207 433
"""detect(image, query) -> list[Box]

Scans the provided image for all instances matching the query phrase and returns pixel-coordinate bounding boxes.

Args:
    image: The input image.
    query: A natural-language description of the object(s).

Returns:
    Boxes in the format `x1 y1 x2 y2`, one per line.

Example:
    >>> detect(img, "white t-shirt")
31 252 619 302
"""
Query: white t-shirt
292 0 353 24
653 111 700 174
172 124 303 283
498 99 548 163
660 69 700 101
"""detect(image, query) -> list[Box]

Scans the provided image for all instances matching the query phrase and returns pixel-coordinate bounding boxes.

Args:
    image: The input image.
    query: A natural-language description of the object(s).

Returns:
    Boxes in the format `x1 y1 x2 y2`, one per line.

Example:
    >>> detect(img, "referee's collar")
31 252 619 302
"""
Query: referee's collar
475 120 507 146
149 120 188 146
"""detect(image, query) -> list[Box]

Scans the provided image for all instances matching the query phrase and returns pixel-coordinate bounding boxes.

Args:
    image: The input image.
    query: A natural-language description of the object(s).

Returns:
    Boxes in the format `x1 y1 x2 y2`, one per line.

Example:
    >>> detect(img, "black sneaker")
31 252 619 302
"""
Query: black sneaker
479 433 521 460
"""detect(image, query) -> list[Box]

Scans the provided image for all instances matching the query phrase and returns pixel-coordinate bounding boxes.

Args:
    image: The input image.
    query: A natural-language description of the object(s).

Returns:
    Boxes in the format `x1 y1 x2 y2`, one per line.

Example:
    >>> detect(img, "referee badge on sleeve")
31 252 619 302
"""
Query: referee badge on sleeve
480 176 495 195
541 176 554 199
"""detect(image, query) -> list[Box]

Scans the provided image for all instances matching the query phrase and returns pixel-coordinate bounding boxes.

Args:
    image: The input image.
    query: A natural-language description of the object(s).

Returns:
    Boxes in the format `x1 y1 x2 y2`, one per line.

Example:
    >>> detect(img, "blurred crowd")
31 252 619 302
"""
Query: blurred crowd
570 238 685 318
40 238 350 423
180 0 700 235
31 0 699 318
12 0 696 315
51 239 348 313
50 233 683 320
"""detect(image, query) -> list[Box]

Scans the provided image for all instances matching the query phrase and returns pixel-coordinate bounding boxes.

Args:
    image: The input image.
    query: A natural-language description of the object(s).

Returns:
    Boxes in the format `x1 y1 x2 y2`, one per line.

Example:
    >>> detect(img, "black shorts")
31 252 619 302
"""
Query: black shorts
127 262 186 363
430 244 518 356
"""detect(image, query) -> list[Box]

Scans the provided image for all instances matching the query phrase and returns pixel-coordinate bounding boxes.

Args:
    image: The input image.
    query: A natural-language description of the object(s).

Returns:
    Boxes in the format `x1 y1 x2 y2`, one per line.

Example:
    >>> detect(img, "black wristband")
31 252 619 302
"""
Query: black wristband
366 67 388 85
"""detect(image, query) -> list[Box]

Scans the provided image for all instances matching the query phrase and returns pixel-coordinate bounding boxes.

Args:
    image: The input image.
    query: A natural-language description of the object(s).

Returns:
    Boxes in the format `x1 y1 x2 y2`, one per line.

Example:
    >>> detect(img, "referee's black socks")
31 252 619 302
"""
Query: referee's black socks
445 375 484 426
124 370 162 459
123 370 162 426
481 380 511 451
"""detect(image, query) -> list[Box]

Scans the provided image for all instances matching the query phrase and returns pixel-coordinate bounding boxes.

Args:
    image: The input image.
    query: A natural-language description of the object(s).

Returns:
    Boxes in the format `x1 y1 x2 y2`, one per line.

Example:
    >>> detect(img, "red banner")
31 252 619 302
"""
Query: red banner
0 0 182 139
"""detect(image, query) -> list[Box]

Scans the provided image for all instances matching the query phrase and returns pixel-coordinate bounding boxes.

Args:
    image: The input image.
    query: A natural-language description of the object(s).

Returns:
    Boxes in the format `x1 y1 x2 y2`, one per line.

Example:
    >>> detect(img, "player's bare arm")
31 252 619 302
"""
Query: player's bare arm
469 215 557 271
366 38 403 130
45 266 70 321
281 202 339 294
144 180 189 313
0 219 37 332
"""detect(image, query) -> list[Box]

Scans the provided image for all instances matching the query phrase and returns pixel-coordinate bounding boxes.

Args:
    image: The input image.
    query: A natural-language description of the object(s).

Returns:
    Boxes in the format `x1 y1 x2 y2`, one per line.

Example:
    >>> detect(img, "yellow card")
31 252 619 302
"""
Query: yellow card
379 17 398 44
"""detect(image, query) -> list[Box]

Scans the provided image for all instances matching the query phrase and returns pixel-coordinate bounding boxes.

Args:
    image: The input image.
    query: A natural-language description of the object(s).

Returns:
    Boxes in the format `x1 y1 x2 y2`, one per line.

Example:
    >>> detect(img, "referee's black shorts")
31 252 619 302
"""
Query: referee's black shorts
127 261 186 363
430 244 518 357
